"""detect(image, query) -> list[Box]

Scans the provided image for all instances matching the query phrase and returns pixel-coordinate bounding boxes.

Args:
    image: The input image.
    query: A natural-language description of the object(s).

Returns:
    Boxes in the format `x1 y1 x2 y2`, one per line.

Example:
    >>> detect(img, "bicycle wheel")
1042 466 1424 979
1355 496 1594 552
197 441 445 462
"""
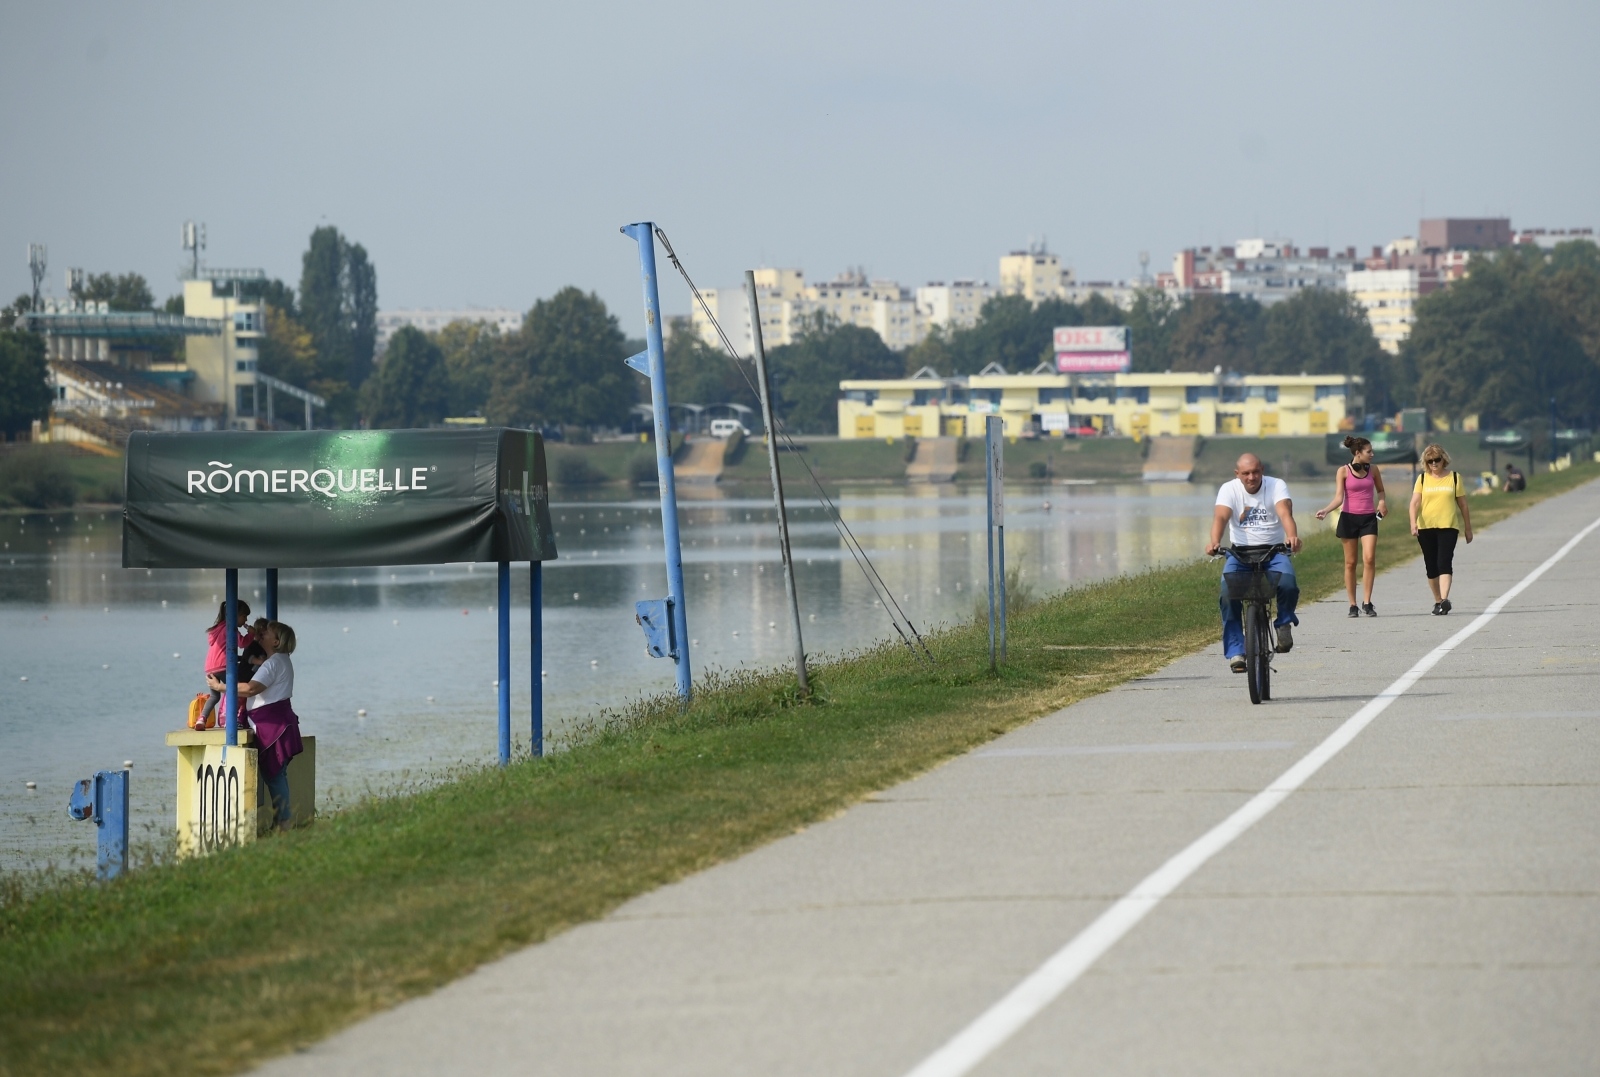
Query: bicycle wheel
1257 608 1273 701
1244 601 1263 705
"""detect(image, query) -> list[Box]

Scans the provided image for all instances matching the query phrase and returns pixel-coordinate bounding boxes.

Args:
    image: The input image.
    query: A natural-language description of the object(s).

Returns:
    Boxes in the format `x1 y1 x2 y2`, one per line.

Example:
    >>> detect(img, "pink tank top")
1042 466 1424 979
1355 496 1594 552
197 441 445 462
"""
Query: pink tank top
1343 464 1377 514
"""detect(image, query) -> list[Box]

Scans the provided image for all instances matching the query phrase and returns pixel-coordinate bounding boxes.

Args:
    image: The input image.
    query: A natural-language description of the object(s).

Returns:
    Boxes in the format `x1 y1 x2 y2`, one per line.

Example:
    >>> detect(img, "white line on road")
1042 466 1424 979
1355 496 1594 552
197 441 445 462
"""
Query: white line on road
902 511 1600 1077
977 741 1294 758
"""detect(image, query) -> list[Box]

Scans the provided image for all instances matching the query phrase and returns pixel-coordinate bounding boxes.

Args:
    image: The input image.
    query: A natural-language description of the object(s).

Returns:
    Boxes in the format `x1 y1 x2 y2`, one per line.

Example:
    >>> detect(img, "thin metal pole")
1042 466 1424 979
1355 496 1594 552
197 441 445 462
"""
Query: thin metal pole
985 423 997 673
304 397 313 431
622 222 692 700
224 568 239 748
498 560 511 764
530 561 543 757
994 421 1007 662
264 568 278 621
744 272 807 695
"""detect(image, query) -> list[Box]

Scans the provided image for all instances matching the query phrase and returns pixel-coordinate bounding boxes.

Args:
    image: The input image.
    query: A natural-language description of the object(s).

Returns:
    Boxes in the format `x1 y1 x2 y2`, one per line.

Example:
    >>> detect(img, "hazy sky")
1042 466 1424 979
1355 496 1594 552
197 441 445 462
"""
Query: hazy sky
3 0 1596 334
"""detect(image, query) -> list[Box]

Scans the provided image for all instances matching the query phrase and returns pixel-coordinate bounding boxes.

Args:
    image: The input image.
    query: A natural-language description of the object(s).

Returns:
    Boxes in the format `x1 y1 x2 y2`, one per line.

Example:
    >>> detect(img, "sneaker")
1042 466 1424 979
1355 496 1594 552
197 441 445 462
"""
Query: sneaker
1275 623 1294 653
1348 605 1360 618
1440 599 1452 615
1431 601 1444 615
1362 603 1377 617
1229 655 1247 673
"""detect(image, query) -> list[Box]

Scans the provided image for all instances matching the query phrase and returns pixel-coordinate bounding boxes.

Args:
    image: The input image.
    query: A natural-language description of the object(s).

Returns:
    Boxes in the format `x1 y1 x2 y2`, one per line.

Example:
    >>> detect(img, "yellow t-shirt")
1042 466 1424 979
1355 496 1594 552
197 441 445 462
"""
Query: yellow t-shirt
1414 470 1465 530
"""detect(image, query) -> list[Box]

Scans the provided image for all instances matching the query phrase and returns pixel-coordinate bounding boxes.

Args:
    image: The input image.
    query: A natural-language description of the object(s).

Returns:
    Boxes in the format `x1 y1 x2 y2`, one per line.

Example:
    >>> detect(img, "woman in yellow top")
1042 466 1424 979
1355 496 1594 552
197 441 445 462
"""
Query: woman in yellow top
1408 444 1474 615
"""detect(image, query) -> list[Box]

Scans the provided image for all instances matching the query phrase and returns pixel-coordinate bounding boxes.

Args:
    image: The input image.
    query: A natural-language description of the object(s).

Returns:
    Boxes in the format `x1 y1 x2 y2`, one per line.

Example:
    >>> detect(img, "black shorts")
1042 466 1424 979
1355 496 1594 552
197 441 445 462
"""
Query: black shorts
1336 512 1380 539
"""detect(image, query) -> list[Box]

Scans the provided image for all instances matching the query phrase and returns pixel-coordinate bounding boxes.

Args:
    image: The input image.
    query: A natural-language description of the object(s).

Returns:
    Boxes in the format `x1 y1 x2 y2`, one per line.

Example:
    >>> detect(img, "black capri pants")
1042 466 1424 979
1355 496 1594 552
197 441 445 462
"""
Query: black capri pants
1416 527 1459 579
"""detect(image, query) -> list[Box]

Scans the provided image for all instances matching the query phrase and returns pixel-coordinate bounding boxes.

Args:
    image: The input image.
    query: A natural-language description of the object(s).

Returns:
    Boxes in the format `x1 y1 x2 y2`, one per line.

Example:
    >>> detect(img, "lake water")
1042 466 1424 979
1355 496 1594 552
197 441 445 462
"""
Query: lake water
2 480 1323 871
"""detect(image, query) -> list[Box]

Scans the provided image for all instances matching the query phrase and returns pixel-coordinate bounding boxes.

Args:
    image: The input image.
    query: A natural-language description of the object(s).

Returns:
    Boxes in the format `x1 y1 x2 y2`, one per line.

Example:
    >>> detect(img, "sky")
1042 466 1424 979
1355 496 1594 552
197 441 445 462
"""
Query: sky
2 0 1596 335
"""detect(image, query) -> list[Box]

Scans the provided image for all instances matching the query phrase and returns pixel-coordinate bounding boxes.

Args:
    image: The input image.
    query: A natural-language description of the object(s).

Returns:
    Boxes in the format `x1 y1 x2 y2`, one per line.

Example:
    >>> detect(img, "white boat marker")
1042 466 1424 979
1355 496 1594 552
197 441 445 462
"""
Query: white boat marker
902 511 1600 1077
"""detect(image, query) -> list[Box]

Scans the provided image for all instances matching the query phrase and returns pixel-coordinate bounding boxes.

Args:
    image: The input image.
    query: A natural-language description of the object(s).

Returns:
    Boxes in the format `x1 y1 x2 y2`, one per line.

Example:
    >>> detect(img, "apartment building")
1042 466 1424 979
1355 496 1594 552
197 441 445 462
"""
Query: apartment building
916 280 994 330
376 308 523 354
839 368 1358 440
1164 239 1361 306
999 246 1075 303
180 276 265 428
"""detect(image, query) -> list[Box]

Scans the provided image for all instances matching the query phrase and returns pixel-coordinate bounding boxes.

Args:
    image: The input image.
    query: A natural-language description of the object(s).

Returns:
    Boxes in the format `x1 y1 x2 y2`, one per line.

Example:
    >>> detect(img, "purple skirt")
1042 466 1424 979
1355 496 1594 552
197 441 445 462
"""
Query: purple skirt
251 697 304 781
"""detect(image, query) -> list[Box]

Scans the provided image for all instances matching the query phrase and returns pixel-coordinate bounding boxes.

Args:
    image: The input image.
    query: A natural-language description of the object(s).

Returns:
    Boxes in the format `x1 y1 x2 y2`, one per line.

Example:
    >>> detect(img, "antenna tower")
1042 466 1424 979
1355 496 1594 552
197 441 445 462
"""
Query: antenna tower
27 244 47 310
182 220 206 279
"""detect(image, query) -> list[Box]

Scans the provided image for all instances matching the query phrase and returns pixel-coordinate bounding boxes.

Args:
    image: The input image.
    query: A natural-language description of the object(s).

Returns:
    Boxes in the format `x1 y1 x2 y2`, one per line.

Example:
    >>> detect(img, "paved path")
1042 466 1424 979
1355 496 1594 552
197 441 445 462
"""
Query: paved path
260 481 1600 1076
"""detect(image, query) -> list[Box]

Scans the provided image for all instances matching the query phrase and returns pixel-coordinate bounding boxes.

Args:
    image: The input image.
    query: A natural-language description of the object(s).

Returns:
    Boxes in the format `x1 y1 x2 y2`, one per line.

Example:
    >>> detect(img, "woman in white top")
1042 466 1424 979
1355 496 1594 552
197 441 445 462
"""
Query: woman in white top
209 621 302 830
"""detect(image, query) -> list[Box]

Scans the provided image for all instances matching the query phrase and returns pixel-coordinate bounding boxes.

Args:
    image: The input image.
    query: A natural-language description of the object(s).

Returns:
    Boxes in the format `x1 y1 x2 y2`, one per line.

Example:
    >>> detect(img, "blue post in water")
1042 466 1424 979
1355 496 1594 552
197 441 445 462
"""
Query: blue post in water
224 568 239 749
67 768 129 881
498 560 511 764
530 561 543 756
264 568 278 620
985 423 997 672
620 222 692 700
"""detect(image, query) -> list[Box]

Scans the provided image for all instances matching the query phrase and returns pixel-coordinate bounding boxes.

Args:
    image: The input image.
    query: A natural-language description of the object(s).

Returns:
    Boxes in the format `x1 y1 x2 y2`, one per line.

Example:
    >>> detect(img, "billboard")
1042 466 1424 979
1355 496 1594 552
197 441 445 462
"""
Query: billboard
1055 325 1130 373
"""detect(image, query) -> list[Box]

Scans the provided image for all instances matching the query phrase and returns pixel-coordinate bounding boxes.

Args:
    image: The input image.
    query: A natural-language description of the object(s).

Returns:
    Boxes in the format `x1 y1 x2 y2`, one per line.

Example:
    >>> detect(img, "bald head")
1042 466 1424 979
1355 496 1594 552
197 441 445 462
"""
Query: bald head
1234 453 1264 493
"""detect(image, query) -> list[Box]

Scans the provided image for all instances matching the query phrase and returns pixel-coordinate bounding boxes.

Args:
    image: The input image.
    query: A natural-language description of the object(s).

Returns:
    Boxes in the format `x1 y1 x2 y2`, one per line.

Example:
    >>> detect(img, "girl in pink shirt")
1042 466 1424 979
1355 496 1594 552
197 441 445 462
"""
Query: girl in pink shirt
1315 435 1388 617
199 600 254 728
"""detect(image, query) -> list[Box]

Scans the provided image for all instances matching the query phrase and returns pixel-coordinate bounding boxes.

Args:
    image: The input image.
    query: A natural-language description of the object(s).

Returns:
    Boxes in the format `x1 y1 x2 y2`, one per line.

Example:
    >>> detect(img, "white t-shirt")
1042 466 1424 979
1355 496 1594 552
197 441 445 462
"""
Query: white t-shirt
1216 475 1291 546
248 652 295 710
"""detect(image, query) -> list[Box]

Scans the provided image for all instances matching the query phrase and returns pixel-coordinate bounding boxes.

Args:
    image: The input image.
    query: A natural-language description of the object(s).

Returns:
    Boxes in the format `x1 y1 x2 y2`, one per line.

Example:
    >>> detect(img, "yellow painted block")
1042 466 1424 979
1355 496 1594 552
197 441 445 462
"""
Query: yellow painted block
942 416 966 437
903 415 923 438
167 730 316 857
854 415 875 438
1179 413 1200 436
1260 411 1280 435
1309 411 1329 434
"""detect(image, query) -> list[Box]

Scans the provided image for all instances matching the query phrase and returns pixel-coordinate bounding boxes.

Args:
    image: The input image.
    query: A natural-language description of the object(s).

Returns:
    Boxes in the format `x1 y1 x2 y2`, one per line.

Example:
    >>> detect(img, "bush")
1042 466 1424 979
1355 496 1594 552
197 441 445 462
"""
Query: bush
1027 460 1048 479
0 447 77 508
551 450 604 486
629 452 658 485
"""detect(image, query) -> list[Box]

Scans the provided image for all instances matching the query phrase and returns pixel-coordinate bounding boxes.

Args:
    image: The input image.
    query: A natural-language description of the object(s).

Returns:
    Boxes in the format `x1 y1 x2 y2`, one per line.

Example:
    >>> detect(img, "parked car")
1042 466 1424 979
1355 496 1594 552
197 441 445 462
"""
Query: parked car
709 419 750 439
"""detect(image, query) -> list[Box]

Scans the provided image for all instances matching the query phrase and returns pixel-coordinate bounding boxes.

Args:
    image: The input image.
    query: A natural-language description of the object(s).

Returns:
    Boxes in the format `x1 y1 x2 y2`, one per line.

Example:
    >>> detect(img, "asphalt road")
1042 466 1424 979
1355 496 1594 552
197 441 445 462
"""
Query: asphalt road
258 479 1600 1077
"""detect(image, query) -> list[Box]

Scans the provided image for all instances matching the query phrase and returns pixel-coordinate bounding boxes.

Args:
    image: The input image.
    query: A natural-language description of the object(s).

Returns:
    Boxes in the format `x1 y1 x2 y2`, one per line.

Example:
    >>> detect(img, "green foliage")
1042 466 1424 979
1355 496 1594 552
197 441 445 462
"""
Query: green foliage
239 277 299 318
433 320 501 416
73 272 154 312
1257 288 1395 411
1168 293 1264 372
1407 242 1600 428
359 327 450 429
490 288 634 431
549 447 605 485
0 330 51 440
299 226 378 423
665 327 748 406
1124 288 1178 373
628 451 659 485
768 313 900 432
0 446 76 508
257 306 319 392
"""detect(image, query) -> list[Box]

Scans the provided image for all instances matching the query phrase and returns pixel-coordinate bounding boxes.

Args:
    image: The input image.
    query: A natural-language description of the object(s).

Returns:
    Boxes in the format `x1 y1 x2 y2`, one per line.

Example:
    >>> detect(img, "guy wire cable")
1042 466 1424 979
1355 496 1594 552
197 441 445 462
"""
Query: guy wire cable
653 227 934 663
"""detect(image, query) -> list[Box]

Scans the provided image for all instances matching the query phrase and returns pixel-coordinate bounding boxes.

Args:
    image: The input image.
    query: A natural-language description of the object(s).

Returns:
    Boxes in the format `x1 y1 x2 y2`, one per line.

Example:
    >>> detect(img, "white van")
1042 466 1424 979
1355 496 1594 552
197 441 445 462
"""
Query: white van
709 419 750 439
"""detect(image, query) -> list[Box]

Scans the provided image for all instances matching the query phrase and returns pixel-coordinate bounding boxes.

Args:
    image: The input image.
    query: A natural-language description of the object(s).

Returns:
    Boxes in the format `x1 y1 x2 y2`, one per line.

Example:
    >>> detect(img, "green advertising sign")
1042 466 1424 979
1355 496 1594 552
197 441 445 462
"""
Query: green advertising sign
122 429 557 568
1324 431 1419 466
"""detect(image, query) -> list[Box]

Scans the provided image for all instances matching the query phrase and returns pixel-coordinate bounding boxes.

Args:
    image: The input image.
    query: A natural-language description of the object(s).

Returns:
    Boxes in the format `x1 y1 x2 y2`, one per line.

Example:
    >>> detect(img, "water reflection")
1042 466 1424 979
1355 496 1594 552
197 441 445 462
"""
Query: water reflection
0 482 1326 869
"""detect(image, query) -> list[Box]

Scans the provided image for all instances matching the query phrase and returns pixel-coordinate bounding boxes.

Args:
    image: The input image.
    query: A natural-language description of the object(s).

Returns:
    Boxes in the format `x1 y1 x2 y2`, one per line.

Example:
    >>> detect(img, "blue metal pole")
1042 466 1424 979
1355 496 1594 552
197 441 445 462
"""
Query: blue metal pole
100 769 129 882
264 568 278 621
498 560 511 764
621 222 692 700
530 561 543 757
224 569 239 749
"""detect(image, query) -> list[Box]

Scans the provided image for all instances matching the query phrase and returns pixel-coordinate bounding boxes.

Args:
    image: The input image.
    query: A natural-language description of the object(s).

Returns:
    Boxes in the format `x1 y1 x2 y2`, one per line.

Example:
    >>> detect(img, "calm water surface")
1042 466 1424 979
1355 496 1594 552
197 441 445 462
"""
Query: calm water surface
0 480 1329 869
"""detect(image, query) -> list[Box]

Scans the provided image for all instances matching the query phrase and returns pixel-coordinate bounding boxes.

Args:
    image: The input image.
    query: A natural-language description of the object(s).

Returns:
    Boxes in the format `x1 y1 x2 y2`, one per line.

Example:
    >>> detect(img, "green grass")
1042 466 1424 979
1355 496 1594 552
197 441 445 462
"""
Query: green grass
3 462 1594 1077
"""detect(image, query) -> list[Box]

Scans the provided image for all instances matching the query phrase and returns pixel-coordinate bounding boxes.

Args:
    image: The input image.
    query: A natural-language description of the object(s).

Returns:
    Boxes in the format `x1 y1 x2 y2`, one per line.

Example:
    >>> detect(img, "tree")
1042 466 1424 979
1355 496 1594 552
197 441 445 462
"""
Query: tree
299 226 379 423
1407 245 1600 429
489 288 632 430
75 272 154 312
0 330 52 440
1256 288 1393 410
434 320 502 417
768 313 900 432
257 306 319 389
359 327 450 429
1 295 32 330
1124 288 1177 373
1168 294 1264 373
664 325 749 407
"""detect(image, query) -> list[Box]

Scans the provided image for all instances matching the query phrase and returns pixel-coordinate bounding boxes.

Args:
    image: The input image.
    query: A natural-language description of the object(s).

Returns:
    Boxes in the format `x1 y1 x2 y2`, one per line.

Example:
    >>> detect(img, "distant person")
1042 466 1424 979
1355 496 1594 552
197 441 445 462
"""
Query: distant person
210 621 302 831
1315 435 1388 617
1504 462 1526 492
1409 445 1474 615
199 600 254 730
1205 453 1302 673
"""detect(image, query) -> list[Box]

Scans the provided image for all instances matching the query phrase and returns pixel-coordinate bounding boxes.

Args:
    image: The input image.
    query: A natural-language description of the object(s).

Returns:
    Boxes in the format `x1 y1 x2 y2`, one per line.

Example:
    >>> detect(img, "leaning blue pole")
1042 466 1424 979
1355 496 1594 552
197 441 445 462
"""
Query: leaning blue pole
621 222 692 700
224 568 239 750
530 561 543 757
498 560 511 764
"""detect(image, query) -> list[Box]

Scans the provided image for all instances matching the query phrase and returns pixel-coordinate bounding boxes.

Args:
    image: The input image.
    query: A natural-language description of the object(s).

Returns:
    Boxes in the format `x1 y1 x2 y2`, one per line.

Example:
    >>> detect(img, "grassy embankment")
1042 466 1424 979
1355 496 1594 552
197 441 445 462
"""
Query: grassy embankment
3 461 1595 1077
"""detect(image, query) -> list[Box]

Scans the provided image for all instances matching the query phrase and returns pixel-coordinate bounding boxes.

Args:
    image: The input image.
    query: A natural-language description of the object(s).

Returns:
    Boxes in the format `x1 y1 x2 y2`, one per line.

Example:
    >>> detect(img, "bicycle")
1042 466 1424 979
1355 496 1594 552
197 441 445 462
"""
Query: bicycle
1220 543 1291 705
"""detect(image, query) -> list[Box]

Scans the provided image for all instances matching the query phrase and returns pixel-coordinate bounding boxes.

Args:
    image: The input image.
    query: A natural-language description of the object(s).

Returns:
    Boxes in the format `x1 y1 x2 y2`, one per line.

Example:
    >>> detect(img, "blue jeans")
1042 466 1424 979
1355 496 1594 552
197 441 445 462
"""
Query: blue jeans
262 768 292 826
1220 550 1299 659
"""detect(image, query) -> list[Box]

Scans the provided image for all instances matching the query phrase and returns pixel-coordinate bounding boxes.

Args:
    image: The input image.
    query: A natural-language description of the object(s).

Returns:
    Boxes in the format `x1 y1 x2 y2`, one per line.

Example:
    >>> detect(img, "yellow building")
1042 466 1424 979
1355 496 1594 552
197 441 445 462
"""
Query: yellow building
839 367 1358 440
1345 268 1430 355
998 247 1074 303
178 276 264 429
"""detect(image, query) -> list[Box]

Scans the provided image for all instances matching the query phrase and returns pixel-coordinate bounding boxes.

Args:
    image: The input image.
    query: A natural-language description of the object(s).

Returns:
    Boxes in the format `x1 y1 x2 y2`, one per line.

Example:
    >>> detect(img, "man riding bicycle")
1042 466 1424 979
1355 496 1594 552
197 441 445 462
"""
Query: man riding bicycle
1205 453 1302 673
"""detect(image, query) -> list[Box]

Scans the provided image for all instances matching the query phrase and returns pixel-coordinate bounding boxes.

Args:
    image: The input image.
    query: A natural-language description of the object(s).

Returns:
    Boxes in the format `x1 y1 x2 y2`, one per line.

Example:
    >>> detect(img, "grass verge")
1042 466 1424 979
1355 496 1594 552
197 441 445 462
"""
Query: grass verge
3 463 1596 1076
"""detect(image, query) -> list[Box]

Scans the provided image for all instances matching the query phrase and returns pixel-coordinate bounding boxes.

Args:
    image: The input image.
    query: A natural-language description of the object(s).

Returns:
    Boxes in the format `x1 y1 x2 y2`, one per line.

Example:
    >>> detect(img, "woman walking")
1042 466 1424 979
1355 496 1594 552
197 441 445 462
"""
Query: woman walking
209 621 303 830
1409 444 1473 615
1315 435 1387 616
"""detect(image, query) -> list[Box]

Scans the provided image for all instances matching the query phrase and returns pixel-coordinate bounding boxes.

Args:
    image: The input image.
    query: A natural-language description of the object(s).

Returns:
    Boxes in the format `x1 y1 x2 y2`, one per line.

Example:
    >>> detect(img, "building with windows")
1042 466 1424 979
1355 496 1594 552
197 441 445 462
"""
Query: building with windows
915 280 994 330
1164 240 1361 306
376 307 523 354
839 367 1358 440
180 276 265 428
999 246 1075 303
1344 268 1441 354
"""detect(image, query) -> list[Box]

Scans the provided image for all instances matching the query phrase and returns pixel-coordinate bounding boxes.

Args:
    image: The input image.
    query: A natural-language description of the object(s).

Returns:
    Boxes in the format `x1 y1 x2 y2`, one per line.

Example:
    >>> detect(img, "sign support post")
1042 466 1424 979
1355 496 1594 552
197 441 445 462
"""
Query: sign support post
530 562 543 756
498 560 511 765
264 568 278 620
224 568 239 751
985 416 1007 670
621 222 692 701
